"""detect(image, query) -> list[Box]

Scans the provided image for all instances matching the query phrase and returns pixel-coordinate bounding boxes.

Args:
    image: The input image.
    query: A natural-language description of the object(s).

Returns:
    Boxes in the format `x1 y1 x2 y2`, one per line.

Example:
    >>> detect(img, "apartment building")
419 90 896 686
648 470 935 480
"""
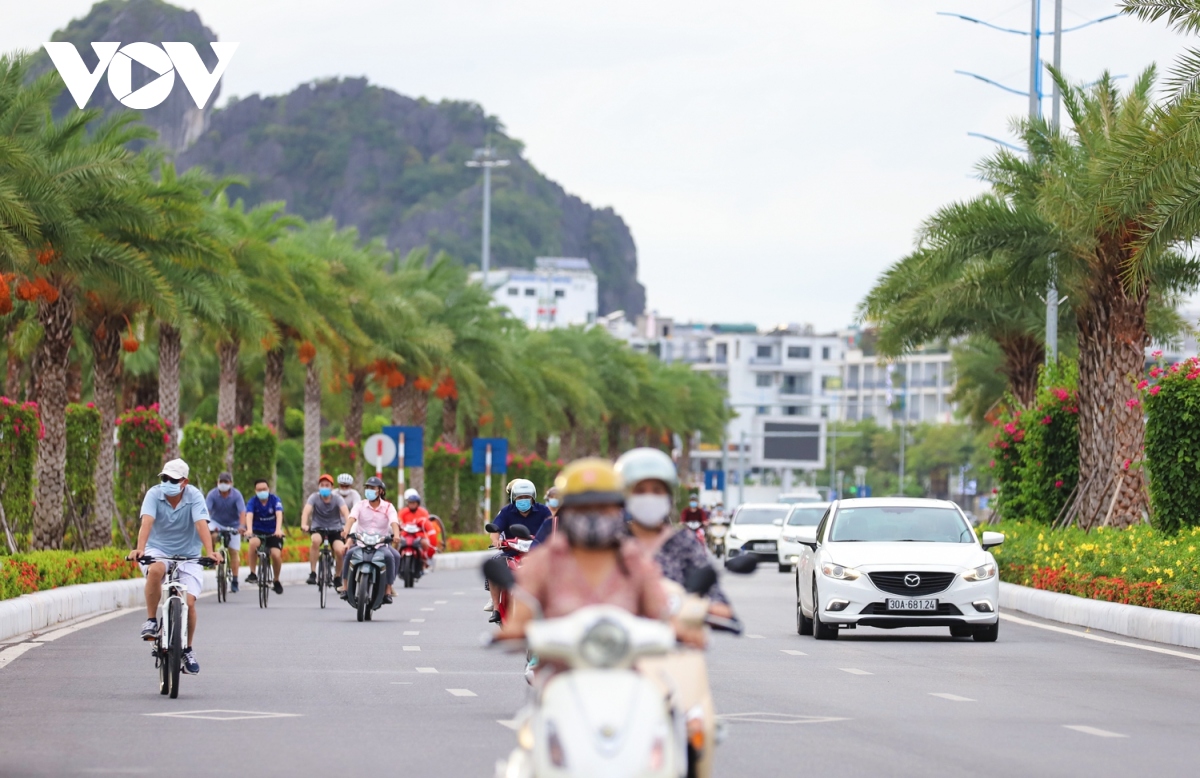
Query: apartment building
838 347 957 424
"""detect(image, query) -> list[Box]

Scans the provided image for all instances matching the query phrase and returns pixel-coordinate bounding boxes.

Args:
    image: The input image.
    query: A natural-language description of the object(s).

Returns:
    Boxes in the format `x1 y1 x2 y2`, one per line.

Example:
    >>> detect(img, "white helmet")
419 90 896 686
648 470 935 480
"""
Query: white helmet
508 478 536 501
403 488 421 503
614 447 679 492
337 473 354 486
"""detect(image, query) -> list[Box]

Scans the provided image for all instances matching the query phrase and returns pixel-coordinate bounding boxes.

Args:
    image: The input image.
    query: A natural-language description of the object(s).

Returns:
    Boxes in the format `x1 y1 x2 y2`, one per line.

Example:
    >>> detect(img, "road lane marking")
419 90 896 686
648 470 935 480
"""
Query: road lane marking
1001 613 1200 662
420 607 435 611
410 619 425 623
143 710 301 721
390 682 413 685
404 630 420 635
36 608 135 642
416 667 438 673
403 646 420 651
718 712 850 725
746 634 765 639
434 600 448 604
1064 725 1127 738
497 719 520 730
0 642 42 670
929 693 974 702
781 650 807 656
447 688 477 697
839 668 872 675
454 591 466 595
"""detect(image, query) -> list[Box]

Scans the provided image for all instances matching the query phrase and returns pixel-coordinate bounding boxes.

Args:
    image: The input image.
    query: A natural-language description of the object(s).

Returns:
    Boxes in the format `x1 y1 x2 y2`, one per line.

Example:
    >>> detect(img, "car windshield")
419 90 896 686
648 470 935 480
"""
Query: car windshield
734 507 790 525
829 506 973 543
779 495 821 504
786 507 826 526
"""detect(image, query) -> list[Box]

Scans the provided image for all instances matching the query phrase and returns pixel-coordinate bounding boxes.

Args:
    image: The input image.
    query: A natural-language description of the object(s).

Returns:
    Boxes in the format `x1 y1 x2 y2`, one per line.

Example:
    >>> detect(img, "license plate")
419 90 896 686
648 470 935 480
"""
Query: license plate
887 598 938 611
752 542 777 551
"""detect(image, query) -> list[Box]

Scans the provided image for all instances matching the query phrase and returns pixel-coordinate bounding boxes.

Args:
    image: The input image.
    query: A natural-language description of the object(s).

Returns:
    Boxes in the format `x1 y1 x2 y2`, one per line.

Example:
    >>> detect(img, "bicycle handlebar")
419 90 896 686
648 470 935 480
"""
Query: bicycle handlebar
137 555 217 568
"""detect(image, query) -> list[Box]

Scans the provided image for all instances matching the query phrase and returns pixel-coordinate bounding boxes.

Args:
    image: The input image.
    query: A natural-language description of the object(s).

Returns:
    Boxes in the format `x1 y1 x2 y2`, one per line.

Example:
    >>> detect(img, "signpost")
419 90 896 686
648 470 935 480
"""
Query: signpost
362 433 397 479
473 438 509 522
382 425 424 498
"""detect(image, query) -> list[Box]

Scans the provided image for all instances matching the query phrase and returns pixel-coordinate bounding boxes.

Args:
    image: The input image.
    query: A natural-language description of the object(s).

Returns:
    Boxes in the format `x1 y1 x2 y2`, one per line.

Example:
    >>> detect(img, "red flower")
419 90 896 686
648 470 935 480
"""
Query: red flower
1041 415 1052 425
1126 398 1140 408
1150 367 1163 378
1137 379 1149 390
1150 385 1161 395
1054 480 1063 488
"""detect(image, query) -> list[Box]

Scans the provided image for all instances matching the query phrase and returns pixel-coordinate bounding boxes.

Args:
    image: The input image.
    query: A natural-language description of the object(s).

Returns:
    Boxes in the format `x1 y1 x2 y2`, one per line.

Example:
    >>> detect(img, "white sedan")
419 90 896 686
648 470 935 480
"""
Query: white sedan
724 503 792 565
793 497 1004 642
777 502 830 573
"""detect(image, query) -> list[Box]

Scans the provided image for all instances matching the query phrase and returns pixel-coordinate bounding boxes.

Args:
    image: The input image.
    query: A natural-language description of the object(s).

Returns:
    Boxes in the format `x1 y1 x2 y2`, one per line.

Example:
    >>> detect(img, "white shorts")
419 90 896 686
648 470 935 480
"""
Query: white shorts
208 523 242 550
140 549 203 599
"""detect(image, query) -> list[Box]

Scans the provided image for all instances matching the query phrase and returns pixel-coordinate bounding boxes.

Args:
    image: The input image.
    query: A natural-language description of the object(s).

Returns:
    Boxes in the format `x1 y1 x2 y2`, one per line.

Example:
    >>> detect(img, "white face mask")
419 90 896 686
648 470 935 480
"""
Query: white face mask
626 494 672 529
338 488 351 496
217 483 231 493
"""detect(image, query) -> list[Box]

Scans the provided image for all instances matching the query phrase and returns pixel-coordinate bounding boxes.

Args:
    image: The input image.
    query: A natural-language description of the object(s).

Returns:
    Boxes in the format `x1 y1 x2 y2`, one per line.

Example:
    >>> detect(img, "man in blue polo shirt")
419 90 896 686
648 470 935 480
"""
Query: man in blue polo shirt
485 479 551 622
243 477 285 595
206 471 246 593
130 458 221 675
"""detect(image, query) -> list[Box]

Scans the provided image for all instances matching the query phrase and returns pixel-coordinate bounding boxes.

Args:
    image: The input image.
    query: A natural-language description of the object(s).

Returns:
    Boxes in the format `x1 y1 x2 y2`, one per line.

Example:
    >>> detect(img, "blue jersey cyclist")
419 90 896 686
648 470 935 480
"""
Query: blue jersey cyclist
486 479 551 622
243 478 285 595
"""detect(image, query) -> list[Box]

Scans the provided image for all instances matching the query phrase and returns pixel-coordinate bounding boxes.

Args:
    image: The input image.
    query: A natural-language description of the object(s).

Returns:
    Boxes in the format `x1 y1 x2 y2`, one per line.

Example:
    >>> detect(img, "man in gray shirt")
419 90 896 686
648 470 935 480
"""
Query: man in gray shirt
301 473 351 587
205 471 246 592
336 473 361 510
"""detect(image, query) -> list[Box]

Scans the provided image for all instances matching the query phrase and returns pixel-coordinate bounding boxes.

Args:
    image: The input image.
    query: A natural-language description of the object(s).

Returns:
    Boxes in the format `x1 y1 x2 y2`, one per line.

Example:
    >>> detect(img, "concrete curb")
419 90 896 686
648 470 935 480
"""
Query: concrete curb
0 551 493 643
1000 581 1200 649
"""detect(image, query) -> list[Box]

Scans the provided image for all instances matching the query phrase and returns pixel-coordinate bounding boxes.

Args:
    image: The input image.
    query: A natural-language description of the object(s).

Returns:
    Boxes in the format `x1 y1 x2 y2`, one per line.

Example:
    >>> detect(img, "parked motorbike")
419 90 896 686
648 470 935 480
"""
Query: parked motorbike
483 522 534 625
344 532 393 622
396 523 426 588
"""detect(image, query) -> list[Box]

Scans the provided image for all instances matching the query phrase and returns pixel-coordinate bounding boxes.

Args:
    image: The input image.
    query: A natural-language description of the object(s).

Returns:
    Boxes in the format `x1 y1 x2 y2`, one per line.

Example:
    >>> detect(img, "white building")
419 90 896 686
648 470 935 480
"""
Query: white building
600 310 715 364
838 347 957 425
475 257 598 329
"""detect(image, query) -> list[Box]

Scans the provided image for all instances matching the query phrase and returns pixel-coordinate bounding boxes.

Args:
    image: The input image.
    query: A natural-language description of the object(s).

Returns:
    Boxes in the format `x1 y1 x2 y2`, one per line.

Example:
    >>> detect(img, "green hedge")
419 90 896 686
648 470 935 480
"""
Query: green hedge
64 404 101 546
180 421 228 493
986 520 1200 614
233 424 278 490
115 406 169 527
507 453 562 498
0 547 136 600
321 438 358 480
0 398 40 545
1142 355 1200 533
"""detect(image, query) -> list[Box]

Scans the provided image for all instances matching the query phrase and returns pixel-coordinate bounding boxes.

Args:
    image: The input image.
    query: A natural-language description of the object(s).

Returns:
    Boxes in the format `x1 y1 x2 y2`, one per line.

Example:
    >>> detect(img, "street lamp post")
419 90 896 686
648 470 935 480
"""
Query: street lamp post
465 147 510 281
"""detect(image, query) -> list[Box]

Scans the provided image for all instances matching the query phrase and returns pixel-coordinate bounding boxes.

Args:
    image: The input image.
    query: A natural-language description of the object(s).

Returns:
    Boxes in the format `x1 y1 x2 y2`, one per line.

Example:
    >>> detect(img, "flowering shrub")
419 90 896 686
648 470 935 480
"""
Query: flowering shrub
64 404 101 545
180 421 229 493
321 438 358 479
988 407 1025 518
232 424 278 491
1142 354 1200 533
0 398 40 542
115 406 169 523
0 548 136 601
446 533 491 552
506 453 563 498
986 520 1200 614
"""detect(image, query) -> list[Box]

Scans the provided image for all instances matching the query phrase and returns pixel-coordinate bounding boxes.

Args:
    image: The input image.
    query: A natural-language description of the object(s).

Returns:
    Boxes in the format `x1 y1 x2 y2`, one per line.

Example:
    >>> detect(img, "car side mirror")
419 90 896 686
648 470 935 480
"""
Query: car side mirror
773 518 784 526
484 522 499 534
793 525 818 550
981 531 1005 551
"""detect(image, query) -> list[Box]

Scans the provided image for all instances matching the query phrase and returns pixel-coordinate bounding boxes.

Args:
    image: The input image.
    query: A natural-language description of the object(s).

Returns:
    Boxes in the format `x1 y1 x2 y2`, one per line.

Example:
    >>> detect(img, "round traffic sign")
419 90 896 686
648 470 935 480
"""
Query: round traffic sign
363 433 397 470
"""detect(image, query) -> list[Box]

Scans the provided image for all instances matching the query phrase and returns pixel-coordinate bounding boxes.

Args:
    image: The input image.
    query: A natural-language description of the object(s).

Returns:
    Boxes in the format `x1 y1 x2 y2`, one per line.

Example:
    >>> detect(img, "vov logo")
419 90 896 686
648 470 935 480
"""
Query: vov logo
43 42 239 110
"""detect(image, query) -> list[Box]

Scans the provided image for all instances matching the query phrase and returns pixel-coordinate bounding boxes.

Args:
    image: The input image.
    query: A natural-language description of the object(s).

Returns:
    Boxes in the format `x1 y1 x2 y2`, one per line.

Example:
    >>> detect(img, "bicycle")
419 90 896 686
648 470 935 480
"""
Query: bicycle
314 531 338 609
213 529 236 603
139 554 214 699
253 534 275 609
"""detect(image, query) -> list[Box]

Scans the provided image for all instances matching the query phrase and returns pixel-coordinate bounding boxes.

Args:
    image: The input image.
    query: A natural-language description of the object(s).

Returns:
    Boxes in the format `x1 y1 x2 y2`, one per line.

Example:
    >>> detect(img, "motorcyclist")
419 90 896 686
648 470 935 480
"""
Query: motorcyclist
680 496 709 527
342 476 401 604
396 488 436 564
532 485 561 544
487 478 551 622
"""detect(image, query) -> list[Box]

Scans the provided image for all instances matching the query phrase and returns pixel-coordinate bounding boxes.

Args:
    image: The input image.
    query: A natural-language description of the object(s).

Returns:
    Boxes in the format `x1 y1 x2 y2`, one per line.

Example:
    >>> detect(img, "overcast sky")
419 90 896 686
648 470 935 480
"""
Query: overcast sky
4 1 1194 330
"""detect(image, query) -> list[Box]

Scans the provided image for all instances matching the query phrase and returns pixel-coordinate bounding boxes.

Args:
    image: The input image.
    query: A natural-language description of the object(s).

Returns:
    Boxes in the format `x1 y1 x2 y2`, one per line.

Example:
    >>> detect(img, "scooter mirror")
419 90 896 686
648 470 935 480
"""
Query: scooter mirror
684 565 718 596
508 523 532 540
484 522 499 534
724 554 759 574
483 557 516 591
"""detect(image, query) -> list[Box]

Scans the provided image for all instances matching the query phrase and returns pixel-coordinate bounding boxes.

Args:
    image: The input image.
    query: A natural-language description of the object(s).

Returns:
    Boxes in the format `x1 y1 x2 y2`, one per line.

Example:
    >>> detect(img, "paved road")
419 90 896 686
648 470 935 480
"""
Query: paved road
2 563 1199 777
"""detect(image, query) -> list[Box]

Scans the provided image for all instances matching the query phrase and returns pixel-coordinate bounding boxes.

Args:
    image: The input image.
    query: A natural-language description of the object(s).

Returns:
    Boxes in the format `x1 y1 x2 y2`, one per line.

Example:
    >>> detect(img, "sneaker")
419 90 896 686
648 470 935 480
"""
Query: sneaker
484 600 494 612
182 648 199 675
333 575 342 589
140 618 159 641
230 580 239 594
488 611 502 624
306 572 317 585
273 581 283 595
246 572 258 583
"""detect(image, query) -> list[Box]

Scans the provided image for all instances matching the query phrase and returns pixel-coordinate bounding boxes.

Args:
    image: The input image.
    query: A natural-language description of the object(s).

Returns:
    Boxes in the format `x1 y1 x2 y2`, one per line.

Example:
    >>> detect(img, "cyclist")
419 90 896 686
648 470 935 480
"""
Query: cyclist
336 473 361 510
397 488 436 563
129 458 221 675
343 476 401 603
204 471 245 593
301 473 350 588
243 478 285 595
486 479 550 622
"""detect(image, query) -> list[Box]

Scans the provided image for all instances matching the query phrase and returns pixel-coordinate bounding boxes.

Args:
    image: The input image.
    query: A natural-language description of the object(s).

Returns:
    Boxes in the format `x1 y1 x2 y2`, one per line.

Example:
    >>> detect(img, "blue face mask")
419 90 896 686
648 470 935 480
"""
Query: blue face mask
515 498 532 512
364 489 378 502
257 490 270 501
319 487 332 498
689 501 698 508
547 498 560 509
161 481 182 497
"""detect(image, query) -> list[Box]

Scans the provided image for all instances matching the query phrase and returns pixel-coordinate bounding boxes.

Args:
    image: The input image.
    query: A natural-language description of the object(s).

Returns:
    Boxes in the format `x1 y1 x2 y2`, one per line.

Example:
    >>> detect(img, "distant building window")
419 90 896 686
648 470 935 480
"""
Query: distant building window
507 287 519 296
715 343 728 364
756 406 770 415
784 405 810 417
661 325 670 337
848 365 860 389
554 289 566 298
781 373 812 395
756 373 773 388
524 288 536 296
756 345 772 359
586 312 596 324
822 346 831 360
787 346 811 359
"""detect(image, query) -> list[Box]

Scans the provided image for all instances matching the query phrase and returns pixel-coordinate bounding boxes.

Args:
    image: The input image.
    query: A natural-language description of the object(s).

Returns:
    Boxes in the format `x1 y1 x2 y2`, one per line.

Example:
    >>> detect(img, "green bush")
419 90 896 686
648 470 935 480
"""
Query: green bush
115 406 169 526
1142 355 1200 533
507 453 562 498
1011 362 1079 523
180 421 228 493
321 438 358 479
1 548 136 601
0 398 40 545
64 404 101 546
284 407 305 437
233 424 278 491
275 439 304 524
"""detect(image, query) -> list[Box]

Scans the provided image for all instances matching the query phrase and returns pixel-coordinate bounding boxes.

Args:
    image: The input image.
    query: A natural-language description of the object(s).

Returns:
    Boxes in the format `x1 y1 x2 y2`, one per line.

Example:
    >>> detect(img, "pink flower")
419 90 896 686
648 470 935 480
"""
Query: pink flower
1150 367 1163 378
1041 415 1052 425
135 405 146 412
85 402 95 408
1123 459 1131 470
1152 350 1163 359
1055 480 1063 488
1137 379 1149 390
989 460 995 468
1003 422 1017 435
1053 388 1069 402
1187 371 1200 380
1150 385 1161 395
150 402 159 411
1126 398 1140 408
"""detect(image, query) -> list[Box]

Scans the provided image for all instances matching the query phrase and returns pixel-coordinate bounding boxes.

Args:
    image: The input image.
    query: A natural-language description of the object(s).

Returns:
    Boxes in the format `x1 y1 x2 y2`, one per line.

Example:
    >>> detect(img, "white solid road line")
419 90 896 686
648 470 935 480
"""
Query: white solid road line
36 608 135 642
781 650 807 656
416 667 438 673
0 642 43 670
403 631 419 635
929 693 975 702
745 634 765 639
446 688 476 697
434 600 448 604
1001 613 1200 662
840 668 872 675
402 645 420 651
420 607 435 611
410 618 425 623
1064 725 1128 738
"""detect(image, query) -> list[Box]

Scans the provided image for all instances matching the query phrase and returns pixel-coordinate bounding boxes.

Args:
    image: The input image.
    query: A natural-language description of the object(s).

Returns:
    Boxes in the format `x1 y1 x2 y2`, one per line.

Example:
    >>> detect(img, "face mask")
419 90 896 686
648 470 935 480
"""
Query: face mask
319 487 332 498
161 481 182 497
256 490 269 501
217 483 231 493
689 501 698 508
547 498 560 509
627 494 672 529
364 489 378 502
338 488 351 496
562 510 625 549
515 498 532 512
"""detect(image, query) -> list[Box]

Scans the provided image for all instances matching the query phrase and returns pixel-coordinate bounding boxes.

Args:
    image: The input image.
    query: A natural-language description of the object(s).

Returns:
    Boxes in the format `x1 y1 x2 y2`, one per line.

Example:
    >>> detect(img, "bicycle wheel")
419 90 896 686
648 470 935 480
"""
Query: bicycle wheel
157 634 170 696
318 551 329 609
356 573 369 622
167 599 182 699
216 559 227 603
260 552 270 608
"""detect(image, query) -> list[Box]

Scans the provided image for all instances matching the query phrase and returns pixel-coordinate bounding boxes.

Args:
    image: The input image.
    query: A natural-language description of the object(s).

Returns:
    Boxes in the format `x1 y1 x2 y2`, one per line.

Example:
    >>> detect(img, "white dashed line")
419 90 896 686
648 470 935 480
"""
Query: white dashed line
446 688 476 697
929 693 974 702
420 608 435 612
390 682 412 685
781 649 807 656
434 600 448 604
497 719 520 730
404 631 420 636
745 634 766 639
1064 725 1127 738
403 646 420 652
416 667 438 673
410 619 425 623
839 668 872 675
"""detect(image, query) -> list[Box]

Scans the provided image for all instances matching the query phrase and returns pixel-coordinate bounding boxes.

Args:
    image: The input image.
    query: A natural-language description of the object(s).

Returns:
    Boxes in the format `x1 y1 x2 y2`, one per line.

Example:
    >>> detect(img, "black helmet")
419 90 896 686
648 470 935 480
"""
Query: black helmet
364 476 386 496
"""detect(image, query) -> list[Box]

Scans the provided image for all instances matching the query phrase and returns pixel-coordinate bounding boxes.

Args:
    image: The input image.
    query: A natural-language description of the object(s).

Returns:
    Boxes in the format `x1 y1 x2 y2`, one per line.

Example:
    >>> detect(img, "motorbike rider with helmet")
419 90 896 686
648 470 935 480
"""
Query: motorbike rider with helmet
396 488 437 564
532 486 561 544
342 476 401 603
487 478 551 622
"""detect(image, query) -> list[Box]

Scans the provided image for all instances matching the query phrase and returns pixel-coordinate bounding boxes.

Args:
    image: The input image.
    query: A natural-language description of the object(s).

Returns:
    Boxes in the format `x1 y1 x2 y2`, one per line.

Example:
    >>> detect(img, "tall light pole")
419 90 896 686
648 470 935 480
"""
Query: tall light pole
1045 0 1063 364
466 147 510 281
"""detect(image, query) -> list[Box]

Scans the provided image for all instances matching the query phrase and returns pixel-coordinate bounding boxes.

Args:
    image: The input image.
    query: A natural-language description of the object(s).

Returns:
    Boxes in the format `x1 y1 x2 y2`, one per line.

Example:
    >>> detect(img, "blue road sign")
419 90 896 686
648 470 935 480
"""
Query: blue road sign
472 438 508 474
703 470 725 490
382 425 424 468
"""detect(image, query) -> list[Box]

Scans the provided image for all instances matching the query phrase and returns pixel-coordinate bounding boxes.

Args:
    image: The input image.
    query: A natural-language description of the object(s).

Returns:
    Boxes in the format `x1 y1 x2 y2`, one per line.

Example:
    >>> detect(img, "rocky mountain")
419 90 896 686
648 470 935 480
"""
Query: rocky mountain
41 0 646 316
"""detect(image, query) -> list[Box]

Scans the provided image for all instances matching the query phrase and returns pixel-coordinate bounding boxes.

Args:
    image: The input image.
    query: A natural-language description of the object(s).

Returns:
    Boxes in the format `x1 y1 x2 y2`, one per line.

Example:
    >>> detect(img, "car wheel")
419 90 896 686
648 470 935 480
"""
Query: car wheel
812 584 838 641
973 621 999 642
949 625 972 638
796 597 813 636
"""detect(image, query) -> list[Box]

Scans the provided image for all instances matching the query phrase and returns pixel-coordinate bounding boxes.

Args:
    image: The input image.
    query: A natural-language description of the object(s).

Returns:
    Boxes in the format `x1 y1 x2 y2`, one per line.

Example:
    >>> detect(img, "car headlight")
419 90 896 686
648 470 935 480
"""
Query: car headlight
963 563 997 582
578 618 630 668
820 562 860 581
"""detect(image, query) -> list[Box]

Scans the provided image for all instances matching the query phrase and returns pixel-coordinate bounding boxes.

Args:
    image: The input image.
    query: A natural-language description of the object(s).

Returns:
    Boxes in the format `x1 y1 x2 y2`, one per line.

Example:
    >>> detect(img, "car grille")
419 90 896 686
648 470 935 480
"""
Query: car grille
860 602 963 616
867 571 957 596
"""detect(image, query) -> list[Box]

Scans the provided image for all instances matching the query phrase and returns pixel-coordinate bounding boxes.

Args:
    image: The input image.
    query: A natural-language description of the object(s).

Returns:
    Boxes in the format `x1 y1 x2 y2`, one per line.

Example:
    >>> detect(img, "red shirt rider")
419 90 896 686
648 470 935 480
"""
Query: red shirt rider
398 491 436 560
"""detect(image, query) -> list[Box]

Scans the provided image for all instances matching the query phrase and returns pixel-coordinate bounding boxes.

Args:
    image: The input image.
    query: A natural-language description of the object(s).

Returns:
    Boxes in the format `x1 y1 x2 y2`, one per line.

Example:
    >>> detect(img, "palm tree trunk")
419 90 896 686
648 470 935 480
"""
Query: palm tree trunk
217 340 239 468
88 317 123 550
158 323 182 459
441 396 459 448
303 359 321 494
679 431 693 489
262 346 285 434
31 285 75 550
535 434 549 459
5 338 22 398
606 419 622 458
390 385 407 425
997 332 1044 408
1075 269 1150 529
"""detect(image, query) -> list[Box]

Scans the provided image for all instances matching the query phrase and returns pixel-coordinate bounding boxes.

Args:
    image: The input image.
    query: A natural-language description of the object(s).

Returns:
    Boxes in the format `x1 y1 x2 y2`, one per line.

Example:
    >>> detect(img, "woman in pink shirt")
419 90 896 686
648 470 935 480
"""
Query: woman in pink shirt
342 476 401 599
